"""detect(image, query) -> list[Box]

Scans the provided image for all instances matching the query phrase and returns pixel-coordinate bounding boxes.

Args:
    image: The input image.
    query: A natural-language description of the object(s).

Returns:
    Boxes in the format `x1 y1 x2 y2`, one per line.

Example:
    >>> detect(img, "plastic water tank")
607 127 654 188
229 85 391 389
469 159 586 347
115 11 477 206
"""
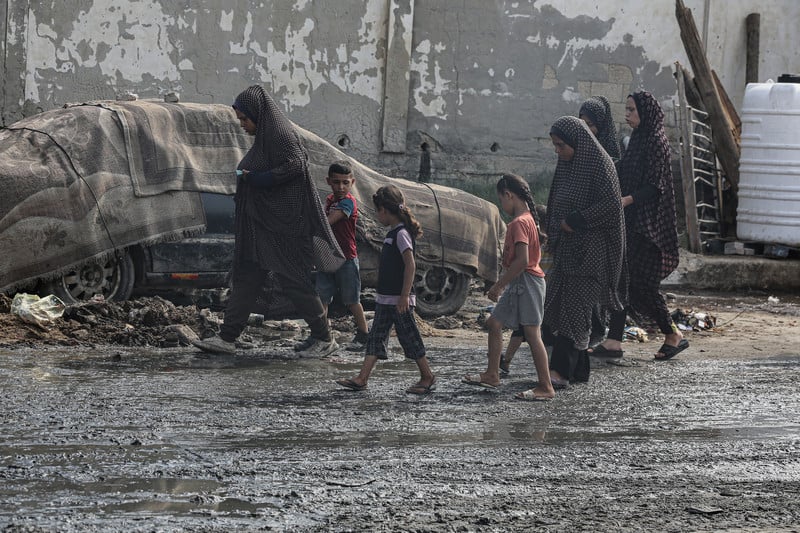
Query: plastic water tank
737 80 800 246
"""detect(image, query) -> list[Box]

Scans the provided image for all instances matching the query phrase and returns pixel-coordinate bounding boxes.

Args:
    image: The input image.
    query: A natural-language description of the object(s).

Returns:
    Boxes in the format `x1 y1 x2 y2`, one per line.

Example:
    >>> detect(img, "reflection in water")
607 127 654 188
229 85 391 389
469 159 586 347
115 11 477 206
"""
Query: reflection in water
104 496 275 516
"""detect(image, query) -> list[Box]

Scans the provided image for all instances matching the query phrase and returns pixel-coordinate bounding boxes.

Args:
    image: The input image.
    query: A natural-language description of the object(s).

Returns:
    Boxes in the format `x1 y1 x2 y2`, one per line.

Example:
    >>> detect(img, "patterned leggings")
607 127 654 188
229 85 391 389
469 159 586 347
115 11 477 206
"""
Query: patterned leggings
608 241 675 340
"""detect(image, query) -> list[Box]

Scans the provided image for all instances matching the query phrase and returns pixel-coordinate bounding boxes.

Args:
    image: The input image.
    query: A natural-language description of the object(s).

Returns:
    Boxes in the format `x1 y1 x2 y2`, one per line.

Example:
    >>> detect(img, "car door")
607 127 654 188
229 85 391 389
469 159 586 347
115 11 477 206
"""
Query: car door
143 193 235 287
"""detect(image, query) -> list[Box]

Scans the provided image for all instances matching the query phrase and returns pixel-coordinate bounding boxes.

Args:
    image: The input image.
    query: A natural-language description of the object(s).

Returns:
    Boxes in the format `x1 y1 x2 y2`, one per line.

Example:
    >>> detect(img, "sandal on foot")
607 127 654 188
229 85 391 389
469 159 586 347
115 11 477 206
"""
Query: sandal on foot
336 378 367 391
462 374 498 389
655 339 689 361
406 377 437 395
499 358 510 376
588 344 624 358
550 376 570 389
514 389 553 402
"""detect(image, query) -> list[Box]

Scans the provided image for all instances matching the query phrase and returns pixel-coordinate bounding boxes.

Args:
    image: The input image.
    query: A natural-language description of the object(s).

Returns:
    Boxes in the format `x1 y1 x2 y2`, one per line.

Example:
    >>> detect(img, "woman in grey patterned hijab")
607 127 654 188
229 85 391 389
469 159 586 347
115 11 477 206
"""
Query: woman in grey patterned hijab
579 95 621 161
194 85 344 356
544 116 626 386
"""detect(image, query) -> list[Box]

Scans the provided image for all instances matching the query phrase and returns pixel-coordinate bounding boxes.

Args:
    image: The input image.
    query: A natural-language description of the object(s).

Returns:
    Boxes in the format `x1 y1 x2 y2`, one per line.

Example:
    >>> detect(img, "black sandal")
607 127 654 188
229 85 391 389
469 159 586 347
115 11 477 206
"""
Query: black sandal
655 339 689 360
588 344 624 358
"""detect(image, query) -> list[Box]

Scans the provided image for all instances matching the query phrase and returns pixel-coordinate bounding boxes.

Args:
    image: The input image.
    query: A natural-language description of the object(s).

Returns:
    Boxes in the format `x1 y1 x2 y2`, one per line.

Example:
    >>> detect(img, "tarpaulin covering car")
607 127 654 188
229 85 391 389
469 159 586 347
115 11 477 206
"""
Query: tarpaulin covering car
0 100 504 317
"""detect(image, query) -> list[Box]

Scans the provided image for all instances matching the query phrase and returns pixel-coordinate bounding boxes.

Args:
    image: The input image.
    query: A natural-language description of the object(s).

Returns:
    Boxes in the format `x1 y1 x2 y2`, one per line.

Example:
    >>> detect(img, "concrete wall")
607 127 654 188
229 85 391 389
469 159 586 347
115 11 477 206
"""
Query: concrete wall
2 0 798 188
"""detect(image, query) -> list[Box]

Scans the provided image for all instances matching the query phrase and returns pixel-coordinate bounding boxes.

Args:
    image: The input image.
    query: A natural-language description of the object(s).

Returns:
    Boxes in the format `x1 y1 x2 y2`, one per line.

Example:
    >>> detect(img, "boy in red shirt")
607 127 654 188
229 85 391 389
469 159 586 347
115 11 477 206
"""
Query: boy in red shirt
315 161 369 350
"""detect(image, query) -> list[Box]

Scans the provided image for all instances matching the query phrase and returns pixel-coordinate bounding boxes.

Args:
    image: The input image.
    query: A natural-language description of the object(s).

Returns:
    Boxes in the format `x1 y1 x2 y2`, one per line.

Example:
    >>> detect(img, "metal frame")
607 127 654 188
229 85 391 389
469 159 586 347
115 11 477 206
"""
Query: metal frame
676 72 724 253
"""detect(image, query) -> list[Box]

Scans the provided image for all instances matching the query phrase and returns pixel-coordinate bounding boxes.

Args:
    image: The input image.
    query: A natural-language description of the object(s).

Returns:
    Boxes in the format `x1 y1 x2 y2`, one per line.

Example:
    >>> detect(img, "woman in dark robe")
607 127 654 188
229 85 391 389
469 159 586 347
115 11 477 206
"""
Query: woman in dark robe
544 116 626 386
591 91 687 360
194 85 344 356
579 95 622 346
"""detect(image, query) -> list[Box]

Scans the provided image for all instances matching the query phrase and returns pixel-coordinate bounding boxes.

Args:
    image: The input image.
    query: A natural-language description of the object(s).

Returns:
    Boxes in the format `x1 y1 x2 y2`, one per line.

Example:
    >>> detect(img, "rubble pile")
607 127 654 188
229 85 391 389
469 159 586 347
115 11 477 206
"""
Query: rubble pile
0 294 209 348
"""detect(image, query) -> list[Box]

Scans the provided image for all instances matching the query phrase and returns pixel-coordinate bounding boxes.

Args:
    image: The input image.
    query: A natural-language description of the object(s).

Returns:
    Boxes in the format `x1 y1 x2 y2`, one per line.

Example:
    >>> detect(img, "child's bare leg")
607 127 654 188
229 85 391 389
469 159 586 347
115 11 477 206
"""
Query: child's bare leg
413 356 435 387
503 335 524 368
348 302 369 334
347 355 378 387
477 316 503 386
522 325 555 398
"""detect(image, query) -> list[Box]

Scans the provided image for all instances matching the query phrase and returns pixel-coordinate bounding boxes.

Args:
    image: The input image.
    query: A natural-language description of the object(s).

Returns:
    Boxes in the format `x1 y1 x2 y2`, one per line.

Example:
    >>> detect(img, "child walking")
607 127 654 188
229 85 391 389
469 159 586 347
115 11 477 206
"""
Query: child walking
463 174 554 401
314 160 370 351
336 185 436 395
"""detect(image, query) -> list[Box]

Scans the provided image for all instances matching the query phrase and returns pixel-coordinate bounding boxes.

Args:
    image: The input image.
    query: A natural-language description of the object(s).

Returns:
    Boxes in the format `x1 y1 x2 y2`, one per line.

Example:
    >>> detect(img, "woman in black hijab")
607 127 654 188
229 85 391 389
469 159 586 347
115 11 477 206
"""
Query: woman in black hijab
544 116 626 386
591 91 687 360
194 85 344 356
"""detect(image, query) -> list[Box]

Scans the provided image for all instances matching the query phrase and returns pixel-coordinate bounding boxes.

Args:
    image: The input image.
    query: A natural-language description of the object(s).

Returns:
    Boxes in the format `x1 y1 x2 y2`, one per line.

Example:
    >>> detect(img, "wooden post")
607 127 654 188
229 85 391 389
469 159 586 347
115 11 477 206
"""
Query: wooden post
681 68 704 111
675 0 740 192
746 13 760 85
675 62 702 253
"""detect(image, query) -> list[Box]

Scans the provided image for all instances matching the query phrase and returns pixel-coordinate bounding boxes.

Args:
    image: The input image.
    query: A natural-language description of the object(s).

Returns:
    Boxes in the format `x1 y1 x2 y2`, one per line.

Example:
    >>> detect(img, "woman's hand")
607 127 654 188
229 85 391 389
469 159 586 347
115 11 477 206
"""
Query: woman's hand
622 195 633 207
560 220 574 233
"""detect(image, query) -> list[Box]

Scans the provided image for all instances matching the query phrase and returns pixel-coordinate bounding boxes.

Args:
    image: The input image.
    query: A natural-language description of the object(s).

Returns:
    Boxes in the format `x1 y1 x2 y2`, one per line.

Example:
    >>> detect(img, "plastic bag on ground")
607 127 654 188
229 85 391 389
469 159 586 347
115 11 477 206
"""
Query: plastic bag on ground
11 293 66 327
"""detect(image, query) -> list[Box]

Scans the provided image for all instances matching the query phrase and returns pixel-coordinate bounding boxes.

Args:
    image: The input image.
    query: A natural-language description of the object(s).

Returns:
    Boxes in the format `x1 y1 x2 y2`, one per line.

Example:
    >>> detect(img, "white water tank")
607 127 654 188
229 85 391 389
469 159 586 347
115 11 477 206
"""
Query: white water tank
737 80 800 246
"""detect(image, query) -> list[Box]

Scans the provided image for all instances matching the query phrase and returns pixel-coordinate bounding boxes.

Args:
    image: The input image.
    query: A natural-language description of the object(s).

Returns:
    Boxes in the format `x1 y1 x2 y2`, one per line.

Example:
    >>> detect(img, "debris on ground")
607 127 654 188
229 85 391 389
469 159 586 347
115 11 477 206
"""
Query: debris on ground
10 293 66 328
671 308 717 331
433 316 462 329
0 288 798 348
624 326 649 342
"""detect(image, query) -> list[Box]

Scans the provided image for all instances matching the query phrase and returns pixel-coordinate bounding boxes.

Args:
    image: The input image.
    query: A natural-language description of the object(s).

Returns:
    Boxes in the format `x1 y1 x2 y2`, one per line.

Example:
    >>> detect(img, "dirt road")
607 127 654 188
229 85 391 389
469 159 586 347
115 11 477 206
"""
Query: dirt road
1 290 799 531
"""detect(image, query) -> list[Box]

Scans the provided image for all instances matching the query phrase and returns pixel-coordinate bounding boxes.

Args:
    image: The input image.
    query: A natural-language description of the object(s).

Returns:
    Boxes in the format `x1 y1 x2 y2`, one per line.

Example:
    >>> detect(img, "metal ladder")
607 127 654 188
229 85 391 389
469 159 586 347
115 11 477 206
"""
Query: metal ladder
676 74 725 253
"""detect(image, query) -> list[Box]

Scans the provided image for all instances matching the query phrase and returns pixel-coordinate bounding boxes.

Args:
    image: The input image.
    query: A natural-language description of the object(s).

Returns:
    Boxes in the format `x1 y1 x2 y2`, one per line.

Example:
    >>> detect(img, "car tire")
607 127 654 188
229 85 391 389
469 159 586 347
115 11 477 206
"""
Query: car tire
43 250 136 304
413 266 470 318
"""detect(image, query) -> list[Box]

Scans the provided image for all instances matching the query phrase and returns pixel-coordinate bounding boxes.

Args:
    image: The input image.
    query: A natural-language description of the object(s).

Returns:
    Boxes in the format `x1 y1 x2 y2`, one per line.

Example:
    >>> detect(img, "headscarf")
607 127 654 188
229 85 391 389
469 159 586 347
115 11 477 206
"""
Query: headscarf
544 116 626 344
617 91 679 279
231 85 344 285
579 95 621 160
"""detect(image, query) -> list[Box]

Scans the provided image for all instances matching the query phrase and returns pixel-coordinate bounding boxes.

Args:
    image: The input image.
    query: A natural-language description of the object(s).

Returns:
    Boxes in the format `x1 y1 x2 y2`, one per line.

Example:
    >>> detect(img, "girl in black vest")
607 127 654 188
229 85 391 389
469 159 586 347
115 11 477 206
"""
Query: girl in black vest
336 185 436 395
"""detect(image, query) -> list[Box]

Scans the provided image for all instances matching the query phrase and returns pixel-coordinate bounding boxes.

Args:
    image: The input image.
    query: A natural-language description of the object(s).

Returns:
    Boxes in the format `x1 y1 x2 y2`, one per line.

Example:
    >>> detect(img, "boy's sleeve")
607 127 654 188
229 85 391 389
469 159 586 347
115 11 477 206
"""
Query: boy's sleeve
332 198 355 218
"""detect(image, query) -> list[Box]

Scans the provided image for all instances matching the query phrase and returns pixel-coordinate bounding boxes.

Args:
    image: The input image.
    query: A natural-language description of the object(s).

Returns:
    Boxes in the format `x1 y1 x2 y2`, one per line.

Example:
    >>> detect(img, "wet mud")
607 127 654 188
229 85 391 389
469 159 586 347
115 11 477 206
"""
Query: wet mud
1 292 800 532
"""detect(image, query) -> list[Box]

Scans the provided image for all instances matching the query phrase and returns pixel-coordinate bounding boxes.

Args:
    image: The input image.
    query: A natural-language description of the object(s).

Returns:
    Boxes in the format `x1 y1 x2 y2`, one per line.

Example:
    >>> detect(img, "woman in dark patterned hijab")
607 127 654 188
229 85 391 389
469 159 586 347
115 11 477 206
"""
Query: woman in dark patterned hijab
544 116 626 386
194 85 344 356
579 95 622 347
591 91 687 361
579 95 621 161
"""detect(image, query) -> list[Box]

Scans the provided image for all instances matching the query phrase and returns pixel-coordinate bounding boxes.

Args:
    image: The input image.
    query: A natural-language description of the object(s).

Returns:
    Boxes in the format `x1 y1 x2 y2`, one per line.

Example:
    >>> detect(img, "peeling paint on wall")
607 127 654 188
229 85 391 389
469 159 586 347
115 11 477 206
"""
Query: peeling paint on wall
410 39 450 119
26 1 183 103
4 0 798 186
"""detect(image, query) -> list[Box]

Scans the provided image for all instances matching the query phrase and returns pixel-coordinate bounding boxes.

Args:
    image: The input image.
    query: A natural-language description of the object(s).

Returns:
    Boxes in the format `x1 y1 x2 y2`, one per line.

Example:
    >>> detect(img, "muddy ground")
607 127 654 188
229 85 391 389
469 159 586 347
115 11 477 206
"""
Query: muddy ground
1 288 799 532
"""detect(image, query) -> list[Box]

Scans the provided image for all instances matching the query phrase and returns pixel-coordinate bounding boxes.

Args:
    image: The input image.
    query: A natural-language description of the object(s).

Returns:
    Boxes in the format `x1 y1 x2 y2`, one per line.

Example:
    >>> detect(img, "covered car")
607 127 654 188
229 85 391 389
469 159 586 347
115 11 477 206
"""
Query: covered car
0 99 504 317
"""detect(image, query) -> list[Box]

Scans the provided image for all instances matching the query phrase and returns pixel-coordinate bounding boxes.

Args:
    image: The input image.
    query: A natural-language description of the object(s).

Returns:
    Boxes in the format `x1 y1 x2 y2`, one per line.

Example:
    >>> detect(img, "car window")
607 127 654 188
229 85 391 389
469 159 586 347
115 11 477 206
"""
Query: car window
201 193 235 234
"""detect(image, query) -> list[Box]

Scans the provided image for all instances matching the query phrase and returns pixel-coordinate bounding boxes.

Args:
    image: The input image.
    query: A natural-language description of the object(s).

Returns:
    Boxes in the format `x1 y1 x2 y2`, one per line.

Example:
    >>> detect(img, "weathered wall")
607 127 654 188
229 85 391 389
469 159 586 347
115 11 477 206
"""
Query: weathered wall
2 0 798 188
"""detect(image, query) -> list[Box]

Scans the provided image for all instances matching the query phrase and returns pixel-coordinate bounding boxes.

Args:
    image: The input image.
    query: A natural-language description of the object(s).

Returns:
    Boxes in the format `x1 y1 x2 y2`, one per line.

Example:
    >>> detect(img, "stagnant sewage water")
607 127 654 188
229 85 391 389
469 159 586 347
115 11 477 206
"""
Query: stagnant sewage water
1 343 799 531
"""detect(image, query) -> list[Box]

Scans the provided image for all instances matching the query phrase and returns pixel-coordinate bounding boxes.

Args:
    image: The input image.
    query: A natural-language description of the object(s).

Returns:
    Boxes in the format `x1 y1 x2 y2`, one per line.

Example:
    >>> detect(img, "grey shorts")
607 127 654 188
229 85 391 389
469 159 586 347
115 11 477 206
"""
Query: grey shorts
316 258 361 305
491 272 545 330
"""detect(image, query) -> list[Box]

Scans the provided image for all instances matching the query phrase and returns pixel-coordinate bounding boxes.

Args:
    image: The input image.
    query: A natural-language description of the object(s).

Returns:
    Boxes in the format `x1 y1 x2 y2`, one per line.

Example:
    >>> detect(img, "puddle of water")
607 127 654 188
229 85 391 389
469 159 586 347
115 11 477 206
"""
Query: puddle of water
84 477 221 495
103 496 276 516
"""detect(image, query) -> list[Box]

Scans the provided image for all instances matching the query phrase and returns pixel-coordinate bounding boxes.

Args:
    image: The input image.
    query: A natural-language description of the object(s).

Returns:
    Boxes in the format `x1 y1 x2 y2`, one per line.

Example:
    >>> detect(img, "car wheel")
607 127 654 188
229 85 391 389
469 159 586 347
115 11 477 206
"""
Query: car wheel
43 250 136 304
413 266 469 318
